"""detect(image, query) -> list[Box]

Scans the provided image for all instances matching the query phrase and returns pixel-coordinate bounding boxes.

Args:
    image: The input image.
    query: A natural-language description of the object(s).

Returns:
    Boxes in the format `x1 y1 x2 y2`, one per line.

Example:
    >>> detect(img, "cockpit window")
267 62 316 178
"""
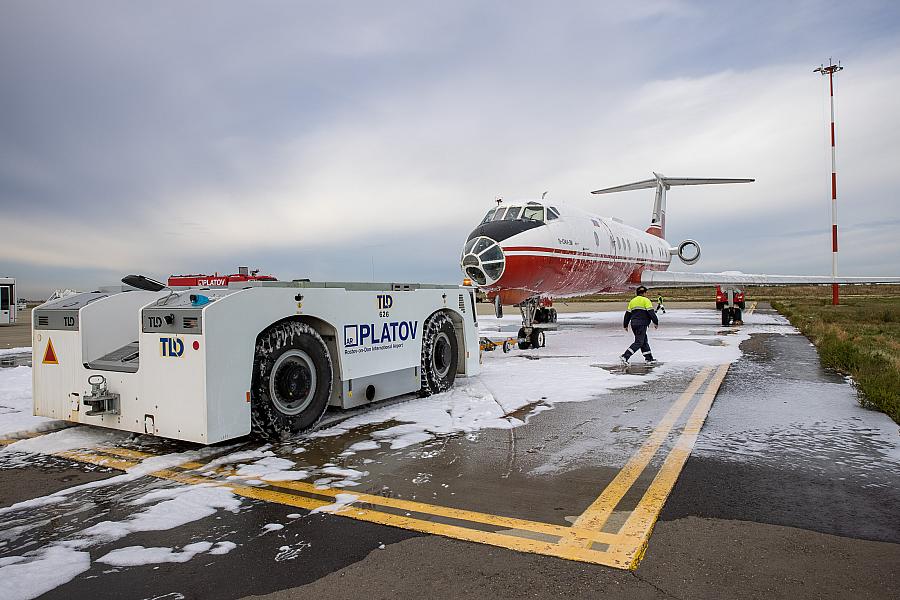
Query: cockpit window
480 209 496 224
522 206 544 221
547 207 560 220
503 206 522 220
492 207 508 221
464 238 477 254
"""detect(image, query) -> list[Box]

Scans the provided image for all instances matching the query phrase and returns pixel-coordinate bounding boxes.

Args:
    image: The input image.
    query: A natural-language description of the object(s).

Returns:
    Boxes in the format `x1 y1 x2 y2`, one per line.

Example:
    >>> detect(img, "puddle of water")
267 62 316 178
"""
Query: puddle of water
689 329 738 337
590 363 661 375
670 338 725 347
517 355 588 361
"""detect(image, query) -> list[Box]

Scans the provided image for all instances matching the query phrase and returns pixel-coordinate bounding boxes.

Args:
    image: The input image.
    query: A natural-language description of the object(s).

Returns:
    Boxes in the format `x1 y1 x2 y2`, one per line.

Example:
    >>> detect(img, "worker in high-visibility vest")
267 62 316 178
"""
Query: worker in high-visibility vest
621 286 659 364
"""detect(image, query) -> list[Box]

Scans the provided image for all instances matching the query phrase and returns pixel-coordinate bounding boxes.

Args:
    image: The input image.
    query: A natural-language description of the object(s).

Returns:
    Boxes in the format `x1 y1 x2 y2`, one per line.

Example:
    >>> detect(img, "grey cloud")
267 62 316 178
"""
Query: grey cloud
1 1 899 297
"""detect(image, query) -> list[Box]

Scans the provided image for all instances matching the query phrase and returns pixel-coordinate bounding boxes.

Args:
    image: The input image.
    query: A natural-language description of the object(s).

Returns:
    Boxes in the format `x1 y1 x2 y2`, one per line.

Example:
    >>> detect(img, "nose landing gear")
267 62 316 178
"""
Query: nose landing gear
515 296 556 350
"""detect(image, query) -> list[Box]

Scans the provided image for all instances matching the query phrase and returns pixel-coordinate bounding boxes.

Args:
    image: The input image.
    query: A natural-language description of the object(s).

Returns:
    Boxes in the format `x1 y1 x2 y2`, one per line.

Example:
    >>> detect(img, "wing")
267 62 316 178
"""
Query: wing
641 271 900 288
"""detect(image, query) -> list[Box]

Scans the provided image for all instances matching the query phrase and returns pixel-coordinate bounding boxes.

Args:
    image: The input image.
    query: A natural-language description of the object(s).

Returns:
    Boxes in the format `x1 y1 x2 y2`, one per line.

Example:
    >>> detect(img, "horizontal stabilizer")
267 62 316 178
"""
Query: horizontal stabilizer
641 271 900 288
592 174 754 195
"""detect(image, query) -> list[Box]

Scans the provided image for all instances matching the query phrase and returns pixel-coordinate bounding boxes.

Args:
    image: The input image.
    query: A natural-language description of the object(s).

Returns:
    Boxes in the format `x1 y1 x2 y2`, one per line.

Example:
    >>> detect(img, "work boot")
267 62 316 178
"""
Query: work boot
643 352 656 363
619 354 630 366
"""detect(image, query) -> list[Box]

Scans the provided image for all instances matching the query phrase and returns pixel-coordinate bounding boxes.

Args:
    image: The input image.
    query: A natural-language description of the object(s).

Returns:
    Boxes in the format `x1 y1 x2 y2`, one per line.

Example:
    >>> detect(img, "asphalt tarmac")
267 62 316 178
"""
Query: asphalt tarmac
1 307 897 599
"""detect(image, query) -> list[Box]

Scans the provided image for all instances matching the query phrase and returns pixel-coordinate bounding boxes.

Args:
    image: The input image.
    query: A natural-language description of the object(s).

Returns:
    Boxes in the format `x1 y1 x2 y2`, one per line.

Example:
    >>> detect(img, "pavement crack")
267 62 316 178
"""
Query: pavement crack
630 572 685 600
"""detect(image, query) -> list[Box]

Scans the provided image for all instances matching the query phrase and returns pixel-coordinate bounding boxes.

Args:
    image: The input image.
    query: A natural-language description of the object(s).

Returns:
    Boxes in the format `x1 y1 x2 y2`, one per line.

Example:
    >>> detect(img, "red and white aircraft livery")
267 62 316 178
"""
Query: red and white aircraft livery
460 173 900 349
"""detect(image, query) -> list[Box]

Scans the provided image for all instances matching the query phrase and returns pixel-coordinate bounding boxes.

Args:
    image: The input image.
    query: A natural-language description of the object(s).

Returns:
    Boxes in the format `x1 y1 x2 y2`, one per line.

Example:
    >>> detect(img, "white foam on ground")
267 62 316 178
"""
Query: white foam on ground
4 425 126 454
0 482 242 597
0 346 31 357
234 457 309 482
96 541 214 566
76 485 241 544
309 493 359 515
0 366 62 437
262 523 284 533
0 545 90 600
209 541 237 555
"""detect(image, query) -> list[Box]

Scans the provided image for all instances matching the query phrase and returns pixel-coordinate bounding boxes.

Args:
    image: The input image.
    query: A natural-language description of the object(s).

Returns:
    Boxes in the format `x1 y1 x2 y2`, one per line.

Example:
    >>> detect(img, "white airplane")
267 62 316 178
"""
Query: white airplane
460 173 900 348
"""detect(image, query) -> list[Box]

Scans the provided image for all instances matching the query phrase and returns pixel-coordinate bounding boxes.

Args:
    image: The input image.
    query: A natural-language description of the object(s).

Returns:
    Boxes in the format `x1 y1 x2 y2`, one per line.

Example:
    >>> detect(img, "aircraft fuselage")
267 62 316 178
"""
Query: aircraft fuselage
461 201 671 305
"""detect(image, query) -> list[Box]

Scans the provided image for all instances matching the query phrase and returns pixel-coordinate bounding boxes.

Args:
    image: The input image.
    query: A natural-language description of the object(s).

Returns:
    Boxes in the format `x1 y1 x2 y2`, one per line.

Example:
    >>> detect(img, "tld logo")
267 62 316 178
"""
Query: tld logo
376 294 393 310
160 337 184 357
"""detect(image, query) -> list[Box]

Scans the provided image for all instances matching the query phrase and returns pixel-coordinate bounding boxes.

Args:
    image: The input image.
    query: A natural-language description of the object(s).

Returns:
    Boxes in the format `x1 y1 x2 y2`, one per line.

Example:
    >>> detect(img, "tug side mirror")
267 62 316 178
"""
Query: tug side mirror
122 274 167 292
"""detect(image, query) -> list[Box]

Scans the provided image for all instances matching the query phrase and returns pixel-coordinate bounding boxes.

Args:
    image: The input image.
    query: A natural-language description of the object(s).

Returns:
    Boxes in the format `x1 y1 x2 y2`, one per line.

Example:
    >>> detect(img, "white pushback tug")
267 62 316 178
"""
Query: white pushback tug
32 276 480 444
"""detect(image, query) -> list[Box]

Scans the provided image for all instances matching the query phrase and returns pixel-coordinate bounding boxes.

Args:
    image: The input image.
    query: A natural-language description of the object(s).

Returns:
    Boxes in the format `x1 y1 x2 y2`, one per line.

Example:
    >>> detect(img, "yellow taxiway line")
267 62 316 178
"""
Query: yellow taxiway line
38 362 733 569
606 363 731 569
559 366 713 548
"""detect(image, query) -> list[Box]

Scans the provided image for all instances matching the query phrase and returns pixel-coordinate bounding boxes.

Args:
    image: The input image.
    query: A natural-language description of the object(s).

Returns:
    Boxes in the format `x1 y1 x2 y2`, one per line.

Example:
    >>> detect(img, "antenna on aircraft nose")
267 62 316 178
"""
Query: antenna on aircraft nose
495 196 503 206
541 191 549 199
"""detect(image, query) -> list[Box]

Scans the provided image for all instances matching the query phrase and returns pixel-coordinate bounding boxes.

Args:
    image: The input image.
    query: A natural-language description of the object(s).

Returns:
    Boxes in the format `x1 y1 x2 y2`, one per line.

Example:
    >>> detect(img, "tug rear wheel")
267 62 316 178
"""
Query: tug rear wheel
251 320 333 440
420 312 459 396
530 329 545 349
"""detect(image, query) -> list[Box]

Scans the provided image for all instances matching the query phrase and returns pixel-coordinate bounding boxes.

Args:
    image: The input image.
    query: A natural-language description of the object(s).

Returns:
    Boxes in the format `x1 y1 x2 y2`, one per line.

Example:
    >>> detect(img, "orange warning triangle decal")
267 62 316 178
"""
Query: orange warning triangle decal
43 338 58 365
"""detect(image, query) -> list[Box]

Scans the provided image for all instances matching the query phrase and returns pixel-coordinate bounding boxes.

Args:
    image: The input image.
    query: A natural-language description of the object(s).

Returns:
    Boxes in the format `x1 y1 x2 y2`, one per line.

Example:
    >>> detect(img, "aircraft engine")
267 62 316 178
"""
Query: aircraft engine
674 239 701 265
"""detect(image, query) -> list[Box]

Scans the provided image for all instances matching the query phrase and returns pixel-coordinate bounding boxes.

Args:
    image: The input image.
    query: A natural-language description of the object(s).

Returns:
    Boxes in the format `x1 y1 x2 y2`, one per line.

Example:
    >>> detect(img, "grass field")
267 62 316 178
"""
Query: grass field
574 285 900 424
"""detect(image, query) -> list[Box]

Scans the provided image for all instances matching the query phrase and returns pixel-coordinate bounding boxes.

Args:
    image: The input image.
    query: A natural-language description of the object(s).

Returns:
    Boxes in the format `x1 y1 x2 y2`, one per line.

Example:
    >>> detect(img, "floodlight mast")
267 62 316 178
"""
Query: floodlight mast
814 59 843 305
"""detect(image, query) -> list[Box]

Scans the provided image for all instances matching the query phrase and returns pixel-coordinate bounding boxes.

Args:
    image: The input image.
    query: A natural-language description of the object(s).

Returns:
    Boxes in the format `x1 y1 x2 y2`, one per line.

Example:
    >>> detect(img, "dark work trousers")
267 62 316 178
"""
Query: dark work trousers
624 323 652 360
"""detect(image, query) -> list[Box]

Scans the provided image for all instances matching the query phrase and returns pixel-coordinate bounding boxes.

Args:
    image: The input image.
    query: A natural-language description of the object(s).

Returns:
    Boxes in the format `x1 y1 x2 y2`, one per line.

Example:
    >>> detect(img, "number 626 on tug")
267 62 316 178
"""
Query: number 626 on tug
32 278 480 444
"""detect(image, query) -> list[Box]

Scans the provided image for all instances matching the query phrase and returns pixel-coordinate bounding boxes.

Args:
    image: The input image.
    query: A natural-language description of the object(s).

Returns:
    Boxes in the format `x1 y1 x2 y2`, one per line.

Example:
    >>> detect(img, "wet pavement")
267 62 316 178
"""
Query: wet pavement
0 306 898 599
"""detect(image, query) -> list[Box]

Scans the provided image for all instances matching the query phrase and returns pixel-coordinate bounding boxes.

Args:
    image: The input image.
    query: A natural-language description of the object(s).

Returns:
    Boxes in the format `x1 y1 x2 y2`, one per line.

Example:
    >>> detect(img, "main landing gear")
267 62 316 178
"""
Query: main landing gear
515 296 557 350
719 285 744 326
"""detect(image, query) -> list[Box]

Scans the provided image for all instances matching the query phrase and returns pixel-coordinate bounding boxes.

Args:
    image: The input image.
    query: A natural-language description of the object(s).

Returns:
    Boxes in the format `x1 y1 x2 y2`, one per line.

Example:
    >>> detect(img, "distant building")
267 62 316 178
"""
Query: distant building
0 277 16 326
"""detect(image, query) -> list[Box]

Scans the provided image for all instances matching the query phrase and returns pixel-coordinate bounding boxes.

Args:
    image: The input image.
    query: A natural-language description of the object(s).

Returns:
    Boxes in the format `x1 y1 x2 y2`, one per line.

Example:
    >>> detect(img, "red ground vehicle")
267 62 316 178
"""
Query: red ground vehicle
168 267 276 288
715 285 745 311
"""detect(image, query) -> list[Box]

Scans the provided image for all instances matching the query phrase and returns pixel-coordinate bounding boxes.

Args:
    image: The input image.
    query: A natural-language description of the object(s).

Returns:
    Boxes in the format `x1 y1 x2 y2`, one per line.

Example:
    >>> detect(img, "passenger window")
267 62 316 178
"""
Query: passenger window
522 206 544 221
504 206 522 220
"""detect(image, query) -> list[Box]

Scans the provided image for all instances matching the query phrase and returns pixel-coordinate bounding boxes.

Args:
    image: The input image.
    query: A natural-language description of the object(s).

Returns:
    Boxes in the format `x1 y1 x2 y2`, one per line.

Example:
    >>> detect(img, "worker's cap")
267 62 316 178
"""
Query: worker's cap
636 286 648 294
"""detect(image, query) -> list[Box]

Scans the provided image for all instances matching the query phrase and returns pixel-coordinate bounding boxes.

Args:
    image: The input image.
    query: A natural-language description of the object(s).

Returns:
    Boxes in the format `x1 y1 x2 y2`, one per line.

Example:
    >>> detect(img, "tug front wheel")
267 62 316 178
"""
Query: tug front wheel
251 321 333 440
517 327 531 350
420 312 459 396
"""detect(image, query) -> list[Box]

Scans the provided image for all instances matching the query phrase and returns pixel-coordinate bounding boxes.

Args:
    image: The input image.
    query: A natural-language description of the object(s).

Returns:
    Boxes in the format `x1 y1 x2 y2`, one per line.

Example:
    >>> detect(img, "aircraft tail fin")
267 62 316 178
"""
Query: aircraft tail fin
591 173 754 239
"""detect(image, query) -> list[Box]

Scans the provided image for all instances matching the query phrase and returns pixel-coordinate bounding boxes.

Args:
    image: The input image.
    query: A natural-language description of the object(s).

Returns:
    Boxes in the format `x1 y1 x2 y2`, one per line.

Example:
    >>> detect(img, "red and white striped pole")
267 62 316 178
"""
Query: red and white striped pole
815 60 843 305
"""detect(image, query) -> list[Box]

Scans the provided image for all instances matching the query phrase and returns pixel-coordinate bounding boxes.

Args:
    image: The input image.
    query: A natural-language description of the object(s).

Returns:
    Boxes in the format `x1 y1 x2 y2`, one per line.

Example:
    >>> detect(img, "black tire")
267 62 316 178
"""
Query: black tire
715 302 725 311
251 320 333 440
738 301 746 310
517 327 531 350
420 312 459 396
530 329 545 349
549 308 558 323
721 308 731 327
734 308 743 324
502 340 511 353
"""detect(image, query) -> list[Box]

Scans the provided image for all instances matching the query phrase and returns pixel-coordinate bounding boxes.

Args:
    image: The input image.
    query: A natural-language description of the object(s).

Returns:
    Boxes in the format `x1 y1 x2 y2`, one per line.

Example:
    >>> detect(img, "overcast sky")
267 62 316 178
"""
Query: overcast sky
2 1 899 297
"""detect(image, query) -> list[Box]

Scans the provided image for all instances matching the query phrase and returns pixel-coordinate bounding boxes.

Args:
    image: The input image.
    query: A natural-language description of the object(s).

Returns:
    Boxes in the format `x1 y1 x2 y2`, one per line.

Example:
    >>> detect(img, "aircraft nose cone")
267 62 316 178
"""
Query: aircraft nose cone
460 236 506 286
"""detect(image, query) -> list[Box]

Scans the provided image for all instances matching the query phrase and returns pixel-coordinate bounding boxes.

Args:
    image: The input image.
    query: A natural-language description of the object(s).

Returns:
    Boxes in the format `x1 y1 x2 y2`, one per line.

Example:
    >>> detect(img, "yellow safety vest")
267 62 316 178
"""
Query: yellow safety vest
627 296 654 311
